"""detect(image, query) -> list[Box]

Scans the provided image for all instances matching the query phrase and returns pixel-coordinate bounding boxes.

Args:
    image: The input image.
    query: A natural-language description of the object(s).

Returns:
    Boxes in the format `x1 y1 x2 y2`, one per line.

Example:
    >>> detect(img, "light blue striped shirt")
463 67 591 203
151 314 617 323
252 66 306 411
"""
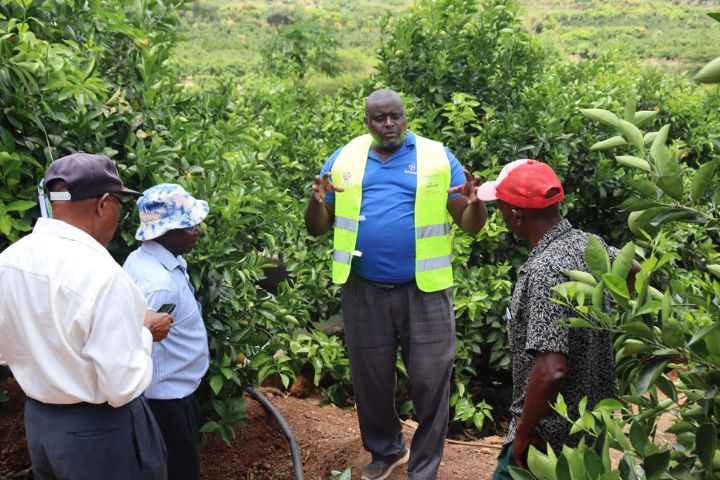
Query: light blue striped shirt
123 241 209 400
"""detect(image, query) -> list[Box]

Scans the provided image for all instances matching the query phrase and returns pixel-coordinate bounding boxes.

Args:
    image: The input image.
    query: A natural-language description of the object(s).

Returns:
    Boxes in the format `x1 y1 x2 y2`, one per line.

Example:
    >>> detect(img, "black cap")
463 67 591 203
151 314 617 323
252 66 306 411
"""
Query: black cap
44 152 141 201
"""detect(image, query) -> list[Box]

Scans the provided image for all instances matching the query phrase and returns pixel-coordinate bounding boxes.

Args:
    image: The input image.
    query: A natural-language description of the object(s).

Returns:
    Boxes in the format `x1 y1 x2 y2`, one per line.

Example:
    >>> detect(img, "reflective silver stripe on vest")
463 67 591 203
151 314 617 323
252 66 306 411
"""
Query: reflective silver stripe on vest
335 216 358 232
416 222 451 239
417 255 452 272
334 250 353 264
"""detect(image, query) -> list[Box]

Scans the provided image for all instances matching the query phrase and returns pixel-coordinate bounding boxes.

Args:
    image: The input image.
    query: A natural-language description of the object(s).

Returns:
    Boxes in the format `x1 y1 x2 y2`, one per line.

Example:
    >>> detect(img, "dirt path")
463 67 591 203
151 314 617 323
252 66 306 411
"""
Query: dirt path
201 387 503 479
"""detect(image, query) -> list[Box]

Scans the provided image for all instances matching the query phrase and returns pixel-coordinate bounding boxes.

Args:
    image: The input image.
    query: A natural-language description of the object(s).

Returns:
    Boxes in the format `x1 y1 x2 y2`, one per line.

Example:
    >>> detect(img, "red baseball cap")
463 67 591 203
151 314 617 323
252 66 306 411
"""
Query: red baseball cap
476 159 564 208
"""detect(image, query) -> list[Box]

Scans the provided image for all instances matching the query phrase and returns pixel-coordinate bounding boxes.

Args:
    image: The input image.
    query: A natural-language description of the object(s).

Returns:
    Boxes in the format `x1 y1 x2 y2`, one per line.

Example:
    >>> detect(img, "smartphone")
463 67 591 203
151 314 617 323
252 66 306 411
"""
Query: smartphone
157 303 176 314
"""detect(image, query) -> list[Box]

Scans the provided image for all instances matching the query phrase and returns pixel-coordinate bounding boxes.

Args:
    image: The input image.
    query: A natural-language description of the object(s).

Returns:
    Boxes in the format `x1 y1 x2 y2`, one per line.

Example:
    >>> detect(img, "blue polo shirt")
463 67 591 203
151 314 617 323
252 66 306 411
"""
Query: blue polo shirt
320 132 466 283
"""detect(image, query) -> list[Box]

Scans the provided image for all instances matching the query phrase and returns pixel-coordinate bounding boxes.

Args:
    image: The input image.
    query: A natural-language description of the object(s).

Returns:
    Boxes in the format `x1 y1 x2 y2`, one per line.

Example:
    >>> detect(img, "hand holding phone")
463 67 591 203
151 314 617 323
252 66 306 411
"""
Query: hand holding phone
157 303 176 314
144 307 174 342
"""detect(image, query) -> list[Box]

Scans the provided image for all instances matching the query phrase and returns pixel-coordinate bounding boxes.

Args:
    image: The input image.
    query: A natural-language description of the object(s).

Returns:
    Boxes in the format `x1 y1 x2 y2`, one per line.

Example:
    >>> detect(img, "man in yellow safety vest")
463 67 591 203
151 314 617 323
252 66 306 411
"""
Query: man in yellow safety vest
304 88 487 480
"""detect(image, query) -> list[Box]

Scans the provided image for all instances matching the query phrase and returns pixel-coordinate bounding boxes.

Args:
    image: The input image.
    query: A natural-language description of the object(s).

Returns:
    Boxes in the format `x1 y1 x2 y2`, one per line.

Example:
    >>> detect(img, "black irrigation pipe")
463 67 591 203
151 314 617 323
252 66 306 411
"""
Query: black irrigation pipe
247 387 304 480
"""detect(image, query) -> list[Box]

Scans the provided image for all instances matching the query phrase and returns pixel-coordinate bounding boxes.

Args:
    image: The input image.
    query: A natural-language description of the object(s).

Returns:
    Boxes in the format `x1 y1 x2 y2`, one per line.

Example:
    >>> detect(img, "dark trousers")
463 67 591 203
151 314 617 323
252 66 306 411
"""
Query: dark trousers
342 274 455 480
492 443 516 480
25 396 167 480
147 394 202 480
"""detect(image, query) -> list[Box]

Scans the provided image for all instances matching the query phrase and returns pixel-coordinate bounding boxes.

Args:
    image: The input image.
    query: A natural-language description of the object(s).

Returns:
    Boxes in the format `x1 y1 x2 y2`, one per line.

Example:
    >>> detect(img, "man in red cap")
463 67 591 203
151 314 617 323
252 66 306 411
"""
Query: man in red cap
477 160 626 478
0 152 172 480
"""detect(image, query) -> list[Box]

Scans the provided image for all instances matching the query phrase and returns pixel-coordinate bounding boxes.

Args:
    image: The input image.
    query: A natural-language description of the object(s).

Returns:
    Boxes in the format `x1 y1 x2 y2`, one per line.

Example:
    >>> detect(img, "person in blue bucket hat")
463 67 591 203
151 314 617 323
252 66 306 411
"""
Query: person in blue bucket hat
123 183 210 480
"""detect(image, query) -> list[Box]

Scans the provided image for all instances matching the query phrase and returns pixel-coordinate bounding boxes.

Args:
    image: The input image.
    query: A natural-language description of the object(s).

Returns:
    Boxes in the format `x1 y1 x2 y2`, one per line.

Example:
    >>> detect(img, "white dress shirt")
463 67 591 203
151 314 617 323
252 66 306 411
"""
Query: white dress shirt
123 241 209 399
0 218 153 407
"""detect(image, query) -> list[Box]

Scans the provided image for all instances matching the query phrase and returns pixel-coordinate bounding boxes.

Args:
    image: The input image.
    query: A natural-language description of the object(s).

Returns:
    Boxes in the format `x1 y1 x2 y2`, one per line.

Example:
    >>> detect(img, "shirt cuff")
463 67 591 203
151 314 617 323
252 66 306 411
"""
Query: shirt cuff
141 327 153 355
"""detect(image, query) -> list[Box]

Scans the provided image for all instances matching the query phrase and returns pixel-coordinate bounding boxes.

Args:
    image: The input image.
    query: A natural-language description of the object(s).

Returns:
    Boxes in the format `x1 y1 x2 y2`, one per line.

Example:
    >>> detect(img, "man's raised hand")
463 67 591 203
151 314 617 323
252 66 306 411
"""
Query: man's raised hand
312 172 345 204
448 168 481 204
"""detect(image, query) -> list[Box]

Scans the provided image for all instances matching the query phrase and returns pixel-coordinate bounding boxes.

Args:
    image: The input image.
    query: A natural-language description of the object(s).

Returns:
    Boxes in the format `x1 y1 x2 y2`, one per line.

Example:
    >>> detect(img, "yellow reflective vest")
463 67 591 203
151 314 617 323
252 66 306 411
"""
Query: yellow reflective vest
330 133 453 292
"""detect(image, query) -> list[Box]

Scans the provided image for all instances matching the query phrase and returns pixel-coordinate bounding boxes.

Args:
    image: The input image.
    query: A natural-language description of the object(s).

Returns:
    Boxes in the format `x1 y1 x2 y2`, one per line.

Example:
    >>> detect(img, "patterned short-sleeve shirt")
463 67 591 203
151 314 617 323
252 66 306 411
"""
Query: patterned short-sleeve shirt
506 219 616 452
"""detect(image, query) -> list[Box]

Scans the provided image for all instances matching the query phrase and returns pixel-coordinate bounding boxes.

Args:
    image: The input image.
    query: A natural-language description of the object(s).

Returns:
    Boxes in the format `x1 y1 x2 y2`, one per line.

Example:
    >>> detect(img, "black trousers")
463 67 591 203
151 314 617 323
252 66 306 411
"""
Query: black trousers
342 274 455 480
147 394 202 480
25 396 167 480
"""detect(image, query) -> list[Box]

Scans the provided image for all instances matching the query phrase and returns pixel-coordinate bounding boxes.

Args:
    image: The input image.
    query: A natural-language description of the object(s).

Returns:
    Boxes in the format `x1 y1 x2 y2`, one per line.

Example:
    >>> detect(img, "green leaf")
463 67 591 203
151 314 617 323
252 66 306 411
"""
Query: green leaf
694 55 720 83
555 455 570 480
690 159 718 202
649 208 694 227
688 323 720 347
661 289 671 323
603 273 629 299
593 399 623 411
626 179 659 199
592 280 605 309
611 242 635 278
618 197 659 212
656 176 684 201
624 321 654 340
509 466 535 480
527 446 557 480
5 200 36 212
585 236 611 281
662 318 684 349
695 423 717 471
665 421 696 434
637 359 668 395
634 110 658 126
210 374 224 395
708 12 720 23
635 300 662 316
615 155 651 172
650 124 670 163
617 120 645 149
708 264 720 278
580 108 621 128
565 270 597 286
629 421 647 454
0 215 12 236
624 93 637 122
590 136 627 151
643 451 670 480
643 131 658 146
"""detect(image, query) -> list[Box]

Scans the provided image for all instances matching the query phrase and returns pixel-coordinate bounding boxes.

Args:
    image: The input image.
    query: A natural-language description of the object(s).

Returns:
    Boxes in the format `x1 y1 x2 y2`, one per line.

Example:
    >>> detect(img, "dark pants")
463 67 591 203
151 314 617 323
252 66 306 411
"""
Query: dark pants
492 442 516 480
342 274 455 480
148 395 202 480
25 396 167 480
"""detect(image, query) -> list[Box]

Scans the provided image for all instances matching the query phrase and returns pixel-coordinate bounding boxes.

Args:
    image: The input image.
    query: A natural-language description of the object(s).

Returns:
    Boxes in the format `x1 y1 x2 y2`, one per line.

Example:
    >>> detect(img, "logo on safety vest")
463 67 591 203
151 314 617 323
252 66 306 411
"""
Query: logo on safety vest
342 171 352 187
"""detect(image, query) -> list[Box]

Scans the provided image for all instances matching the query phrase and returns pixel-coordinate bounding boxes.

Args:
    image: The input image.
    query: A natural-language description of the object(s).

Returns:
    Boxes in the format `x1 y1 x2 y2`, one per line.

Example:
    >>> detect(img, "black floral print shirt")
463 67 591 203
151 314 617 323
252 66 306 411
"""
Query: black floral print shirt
506 219 616 452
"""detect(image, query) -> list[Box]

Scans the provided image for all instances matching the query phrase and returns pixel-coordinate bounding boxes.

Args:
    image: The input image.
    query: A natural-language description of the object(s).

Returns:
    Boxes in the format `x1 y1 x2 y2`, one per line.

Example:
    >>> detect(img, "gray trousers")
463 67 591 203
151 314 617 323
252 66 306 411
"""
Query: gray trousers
343 274 455 480
25 396 167 480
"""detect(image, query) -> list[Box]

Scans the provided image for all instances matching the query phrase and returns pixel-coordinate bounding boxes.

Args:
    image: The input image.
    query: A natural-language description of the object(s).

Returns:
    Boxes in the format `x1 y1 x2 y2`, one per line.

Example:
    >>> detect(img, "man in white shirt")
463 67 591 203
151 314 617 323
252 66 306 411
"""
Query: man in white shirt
124 184 210 480
0 152 173 480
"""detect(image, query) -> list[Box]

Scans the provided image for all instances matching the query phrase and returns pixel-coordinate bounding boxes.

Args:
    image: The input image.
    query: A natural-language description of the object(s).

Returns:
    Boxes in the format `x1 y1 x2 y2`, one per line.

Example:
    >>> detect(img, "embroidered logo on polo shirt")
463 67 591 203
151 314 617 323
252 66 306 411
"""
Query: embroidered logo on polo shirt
404 163 417 175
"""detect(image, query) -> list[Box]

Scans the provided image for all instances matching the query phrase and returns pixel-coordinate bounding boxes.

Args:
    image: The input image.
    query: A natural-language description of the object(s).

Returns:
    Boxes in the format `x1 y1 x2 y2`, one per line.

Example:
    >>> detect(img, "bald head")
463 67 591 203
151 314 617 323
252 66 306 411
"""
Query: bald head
365 89 404 115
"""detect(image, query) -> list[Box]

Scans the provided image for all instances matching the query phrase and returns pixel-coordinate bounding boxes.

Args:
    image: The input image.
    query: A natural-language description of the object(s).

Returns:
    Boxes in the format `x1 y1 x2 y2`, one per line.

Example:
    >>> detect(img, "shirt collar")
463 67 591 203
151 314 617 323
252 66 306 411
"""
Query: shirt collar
140 241 185 272
33 218 112 258
529 218 573 259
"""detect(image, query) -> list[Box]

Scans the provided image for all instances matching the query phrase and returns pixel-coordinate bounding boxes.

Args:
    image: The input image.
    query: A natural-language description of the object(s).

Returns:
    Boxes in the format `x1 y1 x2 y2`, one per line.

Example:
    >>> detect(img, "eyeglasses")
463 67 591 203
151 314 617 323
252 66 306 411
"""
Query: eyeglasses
106 193 134 223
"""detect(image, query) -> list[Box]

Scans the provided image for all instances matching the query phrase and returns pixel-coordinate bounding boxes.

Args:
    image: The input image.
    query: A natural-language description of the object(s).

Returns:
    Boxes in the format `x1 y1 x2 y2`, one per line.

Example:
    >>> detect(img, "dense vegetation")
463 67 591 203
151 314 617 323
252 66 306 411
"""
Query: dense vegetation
523 0 720 72
173 0 720 93
1 0 719 478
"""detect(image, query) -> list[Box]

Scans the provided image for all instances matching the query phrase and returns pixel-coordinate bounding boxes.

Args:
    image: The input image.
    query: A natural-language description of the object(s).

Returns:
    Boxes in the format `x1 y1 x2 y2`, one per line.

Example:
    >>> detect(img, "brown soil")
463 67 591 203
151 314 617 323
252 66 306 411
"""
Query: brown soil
0 380 502 479
0 379 680 480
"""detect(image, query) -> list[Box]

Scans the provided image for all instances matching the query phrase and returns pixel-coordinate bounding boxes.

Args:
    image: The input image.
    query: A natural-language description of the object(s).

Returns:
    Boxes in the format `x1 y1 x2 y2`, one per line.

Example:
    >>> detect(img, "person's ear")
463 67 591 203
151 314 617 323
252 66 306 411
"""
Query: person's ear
96 194 111 217
511 208 523 226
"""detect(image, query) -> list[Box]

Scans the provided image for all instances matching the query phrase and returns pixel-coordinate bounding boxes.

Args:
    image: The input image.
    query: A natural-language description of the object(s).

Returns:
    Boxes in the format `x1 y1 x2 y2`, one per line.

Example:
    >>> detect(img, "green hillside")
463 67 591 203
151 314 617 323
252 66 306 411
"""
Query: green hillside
522 0 720 72
173 0 720 90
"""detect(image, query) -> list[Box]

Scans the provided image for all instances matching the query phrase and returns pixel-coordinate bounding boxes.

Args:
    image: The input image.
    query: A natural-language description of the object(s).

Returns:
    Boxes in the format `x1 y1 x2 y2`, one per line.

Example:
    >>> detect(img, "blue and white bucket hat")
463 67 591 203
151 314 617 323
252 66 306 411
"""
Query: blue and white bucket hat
135 184 209 241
